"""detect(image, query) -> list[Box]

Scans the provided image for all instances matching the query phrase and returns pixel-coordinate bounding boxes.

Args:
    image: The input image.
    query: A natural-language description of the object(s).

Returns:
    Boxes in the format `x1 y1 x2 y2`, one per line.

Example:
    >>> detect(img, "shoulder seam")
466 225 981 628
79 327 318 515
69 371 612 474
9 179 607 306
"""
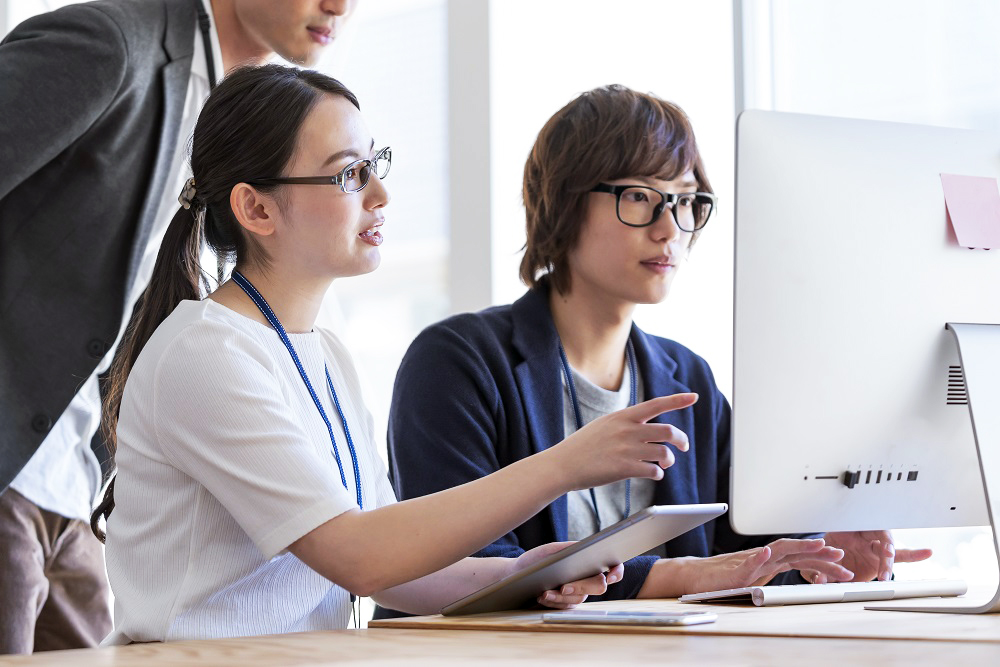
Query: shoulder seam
76 4 131 105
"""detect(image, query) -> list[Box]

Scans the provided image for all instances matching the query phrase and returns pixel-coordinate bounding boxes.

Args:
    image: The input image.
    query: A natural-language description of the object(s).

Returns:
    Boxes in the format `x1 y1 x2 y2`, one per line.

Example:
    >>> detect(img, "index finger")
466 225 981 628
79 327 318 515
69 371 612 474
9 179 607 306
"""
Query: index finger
895 548 933 563
625 393 698 422
765 538 829 559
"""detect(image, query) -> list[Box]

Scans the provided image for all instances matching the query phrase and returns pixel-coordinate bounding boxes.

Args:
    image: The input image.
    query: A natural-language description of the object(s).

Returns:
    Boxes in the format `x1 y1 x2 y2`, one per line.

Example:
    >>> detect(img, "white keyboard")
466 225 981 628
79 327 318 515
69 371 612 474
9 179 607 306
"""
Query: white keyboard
678 579 968 606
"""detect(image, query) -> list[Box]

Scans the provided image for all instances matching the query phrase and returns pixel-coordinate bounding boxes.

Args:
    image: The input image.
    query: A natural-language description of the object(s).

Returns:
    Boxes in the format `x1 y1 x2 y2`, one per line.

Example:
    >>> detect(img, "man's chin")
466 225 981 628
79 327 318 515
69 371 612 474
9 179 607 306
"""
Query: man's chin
275 45 323 67
295 50 323 67
639 286 672 306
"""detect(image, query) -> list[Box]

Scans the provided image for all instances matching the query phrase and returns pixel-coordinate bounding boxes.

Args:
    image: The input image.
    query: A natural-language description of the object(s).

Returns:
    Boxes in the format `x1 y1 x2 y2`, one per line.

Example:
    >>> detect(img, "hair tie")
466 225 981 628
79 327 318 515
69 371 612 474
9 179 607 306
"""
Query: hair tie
178 177 198 210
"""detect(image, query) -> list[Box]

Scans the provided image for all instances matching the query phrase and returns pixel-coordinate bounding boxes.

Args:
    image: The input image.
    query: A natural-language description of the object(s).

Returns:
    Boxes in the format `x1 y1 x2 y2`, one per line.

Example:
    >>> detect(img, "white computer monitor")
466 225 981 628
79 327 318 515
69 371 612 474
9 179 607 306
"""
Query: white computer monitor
730 110 999 538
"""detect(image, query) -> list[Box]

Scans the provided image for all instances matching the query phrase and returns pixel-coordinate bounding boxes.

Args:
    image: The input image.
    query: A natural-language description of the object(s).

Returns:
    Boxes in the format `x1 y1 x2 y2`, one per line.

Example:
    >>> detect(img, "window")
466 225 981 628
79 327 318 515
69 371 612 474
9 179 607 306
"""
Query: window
313 0 450 460
490 0 738 396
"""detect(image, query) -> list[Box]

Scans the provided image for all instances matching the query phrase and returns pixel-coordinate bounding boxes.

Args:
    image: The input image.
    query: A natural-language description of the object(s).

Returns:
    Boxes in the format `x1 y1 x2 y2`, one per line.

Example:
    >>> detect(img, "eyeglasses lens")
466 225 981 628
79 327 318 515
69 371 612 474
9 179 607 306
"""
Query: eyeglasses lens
374 149 391 179
617 187 664 226
342 162 370 193
690 195 714 230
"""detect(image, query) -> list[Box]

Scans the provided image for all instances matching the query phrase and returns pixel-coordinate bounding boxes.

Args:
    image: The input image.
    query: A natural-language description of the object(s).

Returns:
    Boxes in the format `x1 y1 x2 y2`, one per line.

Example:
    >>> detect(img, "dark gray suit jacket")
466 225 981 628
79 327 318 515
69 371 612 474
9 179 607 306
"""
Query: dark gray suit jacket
0 0 198 492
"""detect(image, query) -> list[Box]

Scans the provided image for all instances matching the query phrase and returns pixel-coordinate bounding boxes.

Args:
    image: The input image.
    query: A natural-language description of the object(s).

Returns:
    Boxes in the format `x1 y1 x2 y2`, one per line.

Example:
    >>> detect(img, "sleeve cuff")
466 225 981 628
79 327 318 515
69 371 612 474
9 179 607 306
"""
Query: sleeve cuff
591 555 657 601
255 499 353 560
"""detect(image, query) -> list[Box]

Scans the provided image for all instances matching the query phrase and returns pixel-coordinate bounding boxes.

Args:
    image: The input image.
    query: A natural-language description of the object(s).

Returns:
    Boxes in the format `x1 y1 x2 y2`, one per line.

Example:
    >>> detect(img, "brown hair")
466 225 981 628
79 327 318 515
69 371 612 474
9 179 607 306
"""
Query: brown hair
519 84 712 294
91 64 360 541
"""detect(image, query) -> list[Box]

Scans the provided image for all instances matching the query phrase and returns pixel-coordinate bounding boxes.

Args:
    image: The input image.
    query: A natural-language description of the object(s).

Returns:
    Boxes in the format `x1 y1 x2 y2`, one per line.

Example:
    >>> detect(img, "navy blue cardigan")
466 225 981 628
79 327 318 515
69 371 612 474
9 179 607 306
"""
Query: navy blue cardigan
378 287 799 616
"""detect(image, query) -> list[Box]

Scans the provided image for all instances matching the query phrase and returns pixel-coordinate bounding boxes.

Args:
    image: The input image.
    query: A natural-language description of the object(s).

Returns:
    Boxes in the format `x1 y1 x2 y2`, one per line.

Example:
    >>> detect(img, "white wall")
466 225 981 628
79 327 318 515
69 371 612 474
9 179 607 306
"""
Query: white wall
313 0 451 463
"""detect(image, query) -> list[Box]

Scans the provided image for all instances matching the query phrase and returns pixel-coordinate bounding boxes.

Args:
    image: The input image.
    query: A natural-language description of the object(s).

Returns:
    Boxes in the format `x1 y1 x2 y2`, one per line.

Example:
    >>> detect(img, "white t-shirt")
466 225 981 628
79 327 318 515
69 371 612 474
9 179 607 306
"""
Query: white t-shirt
103 299 397 644
563 361 658 550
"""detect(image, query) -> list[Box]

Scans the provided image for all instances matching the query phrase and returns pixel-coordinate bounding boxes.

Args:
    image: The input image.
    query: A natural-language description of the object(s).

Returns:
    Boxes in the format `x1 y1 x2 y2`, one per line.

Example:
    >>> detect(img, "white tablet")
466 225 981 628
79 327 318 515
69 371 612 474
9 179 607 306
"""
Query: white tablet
541 610 718 626
440 503 728 616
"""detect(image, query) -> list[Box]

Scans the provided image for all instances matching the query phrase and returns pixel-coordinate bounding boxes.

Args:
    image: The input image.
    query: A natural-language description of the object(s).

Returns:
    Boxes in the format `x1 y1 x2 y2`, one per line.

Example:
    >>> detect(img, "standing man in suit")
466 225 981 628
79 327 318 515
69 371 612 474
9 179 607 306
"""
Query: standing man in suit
0 0 356 654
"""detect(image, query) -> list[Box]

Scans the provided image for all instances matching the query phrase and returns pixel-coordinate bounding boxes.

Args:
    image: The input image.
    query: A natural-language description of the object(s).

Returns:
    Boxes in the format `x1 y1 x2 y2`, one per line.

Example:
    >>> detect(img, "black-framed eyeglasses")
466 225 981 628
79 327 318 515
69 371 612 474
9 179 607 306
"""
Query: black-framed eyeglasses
247 146 391 194
591 183 717 232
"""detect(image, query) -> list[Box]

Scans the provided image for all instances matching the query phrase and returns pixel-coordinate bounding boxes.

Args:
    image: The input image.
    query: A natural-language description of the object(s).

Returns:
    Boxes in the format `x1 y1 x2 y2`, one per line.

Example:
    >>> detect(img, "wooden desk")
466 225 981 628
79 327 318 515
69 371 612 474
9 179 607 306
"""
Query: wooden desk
0 628 997 667
3 596 998 666
369 594 1000 643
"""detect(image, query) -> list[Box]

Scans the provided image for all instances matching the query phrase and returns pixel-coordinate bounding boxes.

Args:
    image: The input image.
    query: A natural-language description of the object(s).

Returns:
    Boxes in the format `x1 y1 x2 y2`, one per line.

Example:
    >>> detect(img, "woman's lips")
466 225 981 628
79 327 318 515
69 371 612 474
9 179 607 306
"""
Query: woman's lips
359 225 383 246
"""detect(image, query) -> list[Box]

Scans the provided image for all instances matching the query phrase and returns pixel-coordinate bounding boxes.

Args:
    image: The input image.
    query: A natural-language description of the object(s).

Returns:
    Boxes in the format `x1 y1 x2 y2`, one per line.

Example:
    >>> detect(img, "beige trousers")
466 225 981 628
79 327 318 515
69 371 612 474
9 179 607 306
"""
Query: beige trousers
0 488 112 654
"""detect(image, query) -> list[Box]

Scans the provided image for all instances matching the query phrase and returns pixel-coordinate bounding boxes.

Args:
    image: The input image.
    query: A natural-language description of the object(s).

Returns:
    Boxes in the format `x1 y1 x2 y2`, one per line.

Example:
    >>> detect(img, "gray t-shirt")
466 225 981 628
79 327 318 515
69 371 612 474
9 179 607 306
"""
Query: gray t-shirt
563 359 663 557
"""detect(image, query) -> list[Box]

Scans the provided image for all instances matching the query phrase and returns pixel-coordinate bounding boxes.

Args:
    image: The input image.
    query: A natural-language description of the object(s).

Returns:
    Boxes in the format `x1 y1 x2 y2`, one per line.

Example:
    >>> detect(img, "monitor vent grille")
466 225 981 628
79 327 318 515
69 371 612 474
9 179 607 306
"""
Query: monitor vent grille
947 365 968 405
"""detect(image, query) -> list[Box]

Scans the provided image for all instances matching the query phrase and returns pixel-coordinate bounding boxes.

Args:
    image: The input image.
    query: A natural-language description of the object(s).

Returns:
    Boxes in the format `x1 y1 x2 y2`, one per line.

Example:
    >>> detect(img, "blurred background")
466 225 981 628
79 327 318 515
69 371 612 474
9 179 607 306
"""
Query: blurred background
5 0 998 601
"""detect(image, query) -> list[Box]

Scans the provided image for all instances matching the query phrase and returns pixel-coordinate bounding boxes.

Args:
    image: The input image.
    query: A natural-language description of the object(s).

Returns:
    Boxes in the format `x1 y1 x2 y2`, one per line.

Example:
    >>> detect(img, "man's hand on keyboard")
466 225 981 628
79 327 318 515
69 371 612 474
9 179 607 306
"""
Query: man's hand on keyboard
801 531 933 584
638 538 850 598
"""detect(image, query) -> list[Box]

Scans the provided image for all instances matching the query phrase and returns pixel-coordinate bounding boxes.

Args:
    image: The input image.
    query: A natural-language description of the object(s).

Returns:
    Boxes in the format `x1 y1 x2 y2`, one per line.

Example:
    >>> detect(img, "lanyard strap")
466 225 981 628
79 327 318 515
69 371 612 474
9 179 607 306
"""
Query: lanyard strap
558 339 638 529
231 271 363 510
195 0 217 89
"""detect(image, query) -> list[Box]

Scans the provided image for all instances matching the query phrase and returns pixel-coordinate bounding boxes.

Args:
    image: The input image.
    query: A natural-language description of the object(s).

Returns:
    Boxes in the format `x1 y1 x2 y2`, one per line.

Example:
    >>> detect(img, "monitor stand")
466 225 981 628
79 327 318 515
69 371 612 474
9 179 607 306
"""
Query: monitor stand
867 323 1000 613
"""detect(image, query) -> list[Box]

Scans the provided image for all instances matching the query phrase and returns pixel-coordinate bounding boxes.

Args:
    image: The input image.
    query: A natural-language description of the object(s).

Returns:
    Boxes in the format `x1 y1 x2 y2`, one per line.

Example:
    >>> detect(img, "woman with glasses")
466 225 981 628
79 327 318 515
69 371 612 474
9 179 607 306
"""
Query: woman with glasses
377 85 867 617
91 67 707 643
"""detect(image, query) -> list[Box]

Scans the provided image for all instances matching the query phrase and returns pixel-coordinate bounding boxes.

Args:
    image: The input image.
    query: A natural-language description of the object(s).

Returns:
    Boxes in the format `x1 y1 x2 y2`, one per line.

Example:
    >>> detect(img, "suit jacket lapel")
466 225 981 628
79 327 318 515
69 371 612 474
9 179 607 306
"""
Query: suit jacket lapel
510 288 569 540
629 324 688 403
629 326 700 506
124 0 196 294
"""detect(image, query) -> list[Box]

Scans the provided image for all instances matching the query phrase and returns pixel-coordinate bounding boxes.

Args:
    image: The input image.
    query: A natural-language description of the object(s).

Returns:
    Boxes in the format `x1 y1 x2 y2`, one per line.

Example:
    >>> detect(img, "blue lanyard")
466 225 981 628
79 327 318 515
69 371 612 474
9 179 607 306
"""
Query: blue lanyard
558 339 638 530
231 271 363 510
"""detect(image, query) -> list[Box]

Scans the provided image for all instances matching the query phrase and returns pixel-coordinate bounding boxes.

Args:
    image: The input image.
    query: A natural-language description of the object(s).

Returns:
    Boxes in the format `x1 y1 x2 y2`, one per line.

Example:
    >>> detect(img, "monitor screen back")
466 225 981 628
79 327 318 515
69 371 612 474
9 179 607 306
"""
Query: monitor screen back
731 110 998 534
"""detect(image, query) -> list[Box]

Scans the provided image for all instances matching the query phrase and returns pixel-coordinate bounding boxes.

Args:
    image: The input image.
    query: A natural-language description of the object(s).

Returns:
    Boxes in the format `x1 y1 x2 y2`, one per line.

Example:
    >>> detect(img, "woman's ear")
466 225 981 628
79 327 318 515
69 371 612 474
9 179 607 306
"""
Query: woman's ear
230 183 278 238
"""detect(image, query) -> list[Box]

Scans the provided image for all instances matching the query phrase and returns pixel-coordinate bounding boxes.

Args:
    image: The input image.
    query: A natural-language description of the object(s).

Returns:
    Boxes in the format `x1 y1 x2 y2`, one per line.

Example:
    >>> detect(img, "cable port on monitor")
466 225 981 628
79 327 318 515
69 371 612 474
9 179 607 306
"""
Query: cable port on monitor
843 469 917 488
844 470 861 488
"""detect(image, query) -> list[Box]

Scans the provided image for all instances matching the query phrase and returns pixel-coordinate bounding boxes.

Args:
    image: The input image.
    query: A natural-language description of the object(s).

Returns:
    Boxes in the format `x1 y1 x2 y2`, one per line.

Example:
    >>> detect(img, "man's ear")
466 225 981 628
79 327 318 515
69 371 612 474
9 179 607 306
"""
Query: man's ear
230 183 278 238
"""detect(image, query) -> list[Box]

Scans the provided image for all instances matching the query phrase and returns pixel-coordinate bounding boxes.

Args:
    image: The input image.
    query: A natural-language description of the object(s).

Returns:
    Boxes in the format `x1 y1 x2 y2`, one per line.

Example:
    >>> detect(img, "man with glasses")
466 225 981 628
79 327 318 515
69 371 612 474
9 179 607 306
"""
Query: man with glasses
375 85 845 620
376 85 926 619
0 0 356 654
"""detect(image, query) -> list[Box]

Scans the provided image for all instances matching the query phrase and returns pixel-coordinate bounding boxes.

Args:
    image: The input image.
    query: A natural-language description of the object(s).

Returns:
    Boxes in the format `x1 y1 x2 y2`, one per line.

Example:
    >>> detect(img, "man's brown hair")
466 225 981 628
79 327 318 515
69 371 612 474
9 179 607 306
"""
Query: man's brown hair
520 84 712 294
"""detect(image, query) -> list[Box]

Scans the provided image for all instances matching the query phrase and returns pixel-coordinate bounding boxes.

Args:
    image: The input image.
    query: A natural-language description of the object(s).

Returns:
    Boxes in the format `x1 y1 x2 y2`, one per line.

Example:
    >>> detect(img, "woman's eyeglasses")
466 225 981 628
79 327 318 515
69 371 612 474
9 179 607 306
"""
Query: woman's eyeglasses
248 146 391 194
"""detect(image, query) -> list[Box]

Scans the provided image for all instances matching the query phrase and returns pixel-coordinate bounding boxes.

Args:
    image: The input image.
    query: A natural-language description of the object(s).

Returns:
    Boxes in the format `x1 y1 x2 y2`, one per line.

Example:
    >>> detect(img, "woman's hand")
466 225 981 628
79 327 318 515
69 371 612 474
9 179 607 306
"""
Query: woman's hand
800 531 933 583
510 542 625 610
549 393 699 491
639 538 850 598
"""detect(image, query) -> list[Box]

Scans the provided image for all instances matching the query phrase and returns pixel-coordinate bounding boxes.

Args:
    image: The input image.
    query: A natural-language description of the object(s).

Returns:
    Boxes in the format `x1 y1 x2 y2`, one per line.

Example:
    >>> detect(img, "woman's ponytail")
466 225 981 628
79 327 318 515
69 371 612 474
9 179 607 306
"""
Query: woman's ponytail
91 201 207 541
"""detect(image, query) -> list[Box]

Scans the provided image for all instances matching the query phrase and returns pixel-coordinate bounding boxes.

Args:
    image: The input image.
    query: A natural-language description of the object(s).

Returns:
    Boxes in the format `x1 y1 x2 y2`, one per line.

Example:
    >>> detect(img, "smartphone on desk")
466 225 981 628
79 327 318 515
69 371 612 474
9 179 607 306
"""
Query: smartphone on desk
541 610 718 626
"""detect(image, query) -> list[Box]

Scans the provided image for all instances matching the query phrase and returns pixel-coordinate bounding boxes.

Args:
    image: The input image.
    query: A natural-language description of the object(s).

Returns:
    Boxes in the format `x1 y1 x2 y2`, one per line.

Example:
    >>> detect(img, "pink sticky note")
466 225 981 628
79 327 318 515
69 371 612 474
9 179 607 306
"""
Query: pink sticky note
940 173 1000 249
